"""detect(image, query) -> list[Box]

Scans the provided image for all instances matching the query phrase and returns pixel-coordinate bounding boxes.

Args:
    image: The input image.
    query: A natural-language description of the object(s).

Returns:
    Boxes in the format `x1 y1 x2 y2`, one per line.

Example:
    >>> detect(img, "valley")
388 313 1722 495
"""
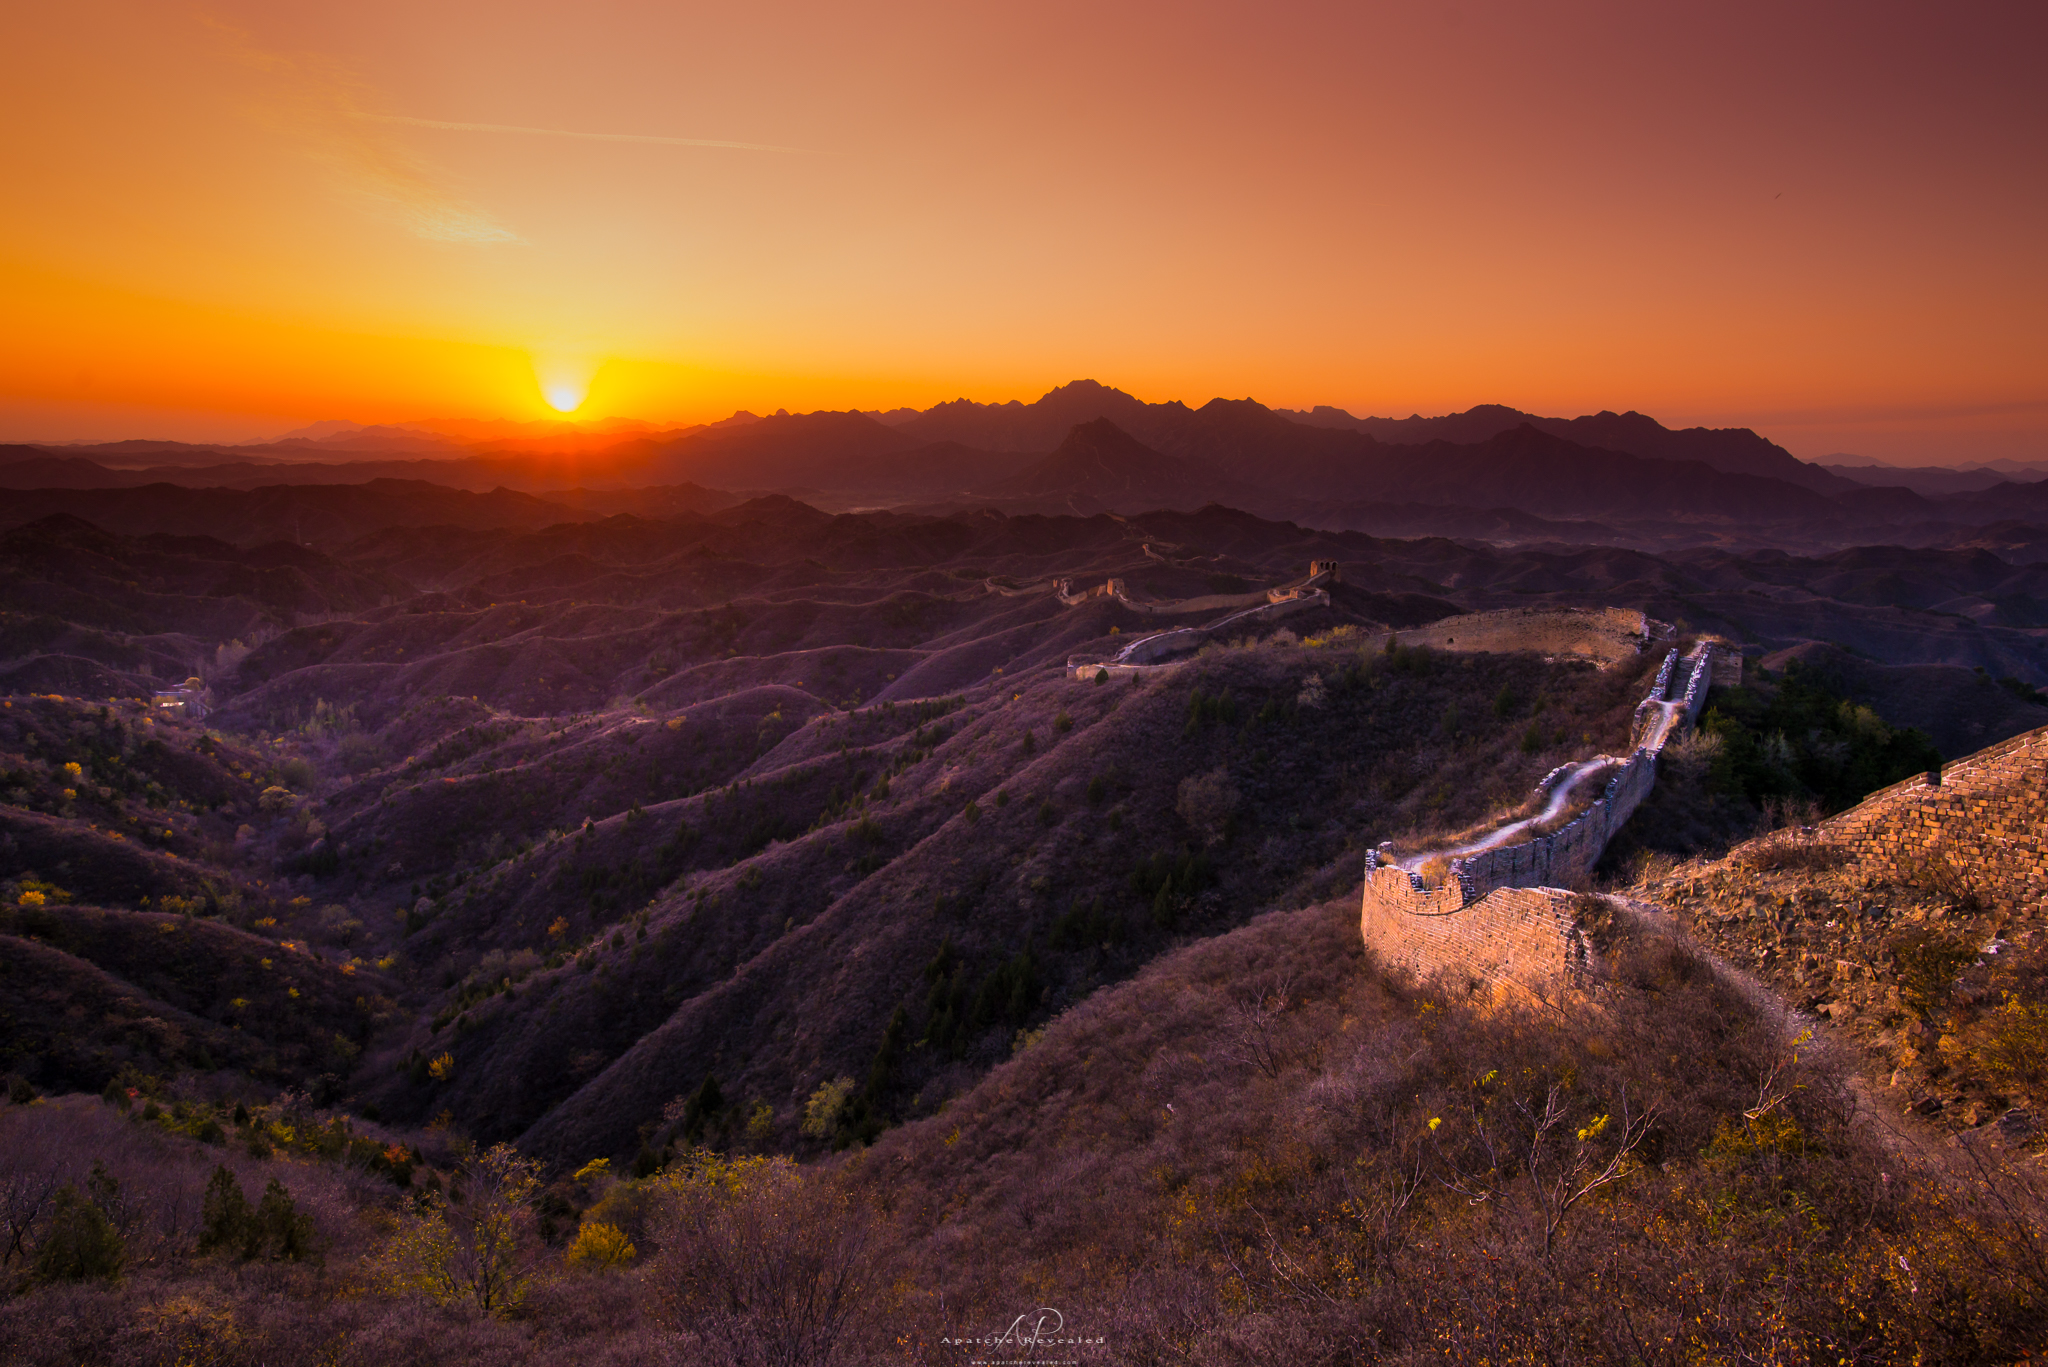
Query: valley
2 398 2045 1363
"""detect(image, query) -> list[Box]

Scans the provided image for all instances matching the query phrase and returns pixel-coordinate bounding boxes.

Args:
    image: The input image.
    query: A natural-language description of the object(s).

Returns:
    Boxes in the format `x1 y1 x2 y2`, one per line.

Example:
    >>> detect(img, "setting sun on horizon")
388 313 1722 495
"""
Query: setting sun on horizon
2 1 2043 463
8 5 2048 1356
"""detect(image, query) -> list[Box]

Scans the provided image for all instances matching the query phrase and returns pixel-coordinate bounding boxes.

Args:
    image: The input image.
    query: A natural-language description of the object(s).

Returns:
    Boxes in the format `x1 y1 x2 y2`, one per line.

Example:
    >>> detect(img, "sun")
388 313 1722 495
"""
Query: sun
530 352 599 416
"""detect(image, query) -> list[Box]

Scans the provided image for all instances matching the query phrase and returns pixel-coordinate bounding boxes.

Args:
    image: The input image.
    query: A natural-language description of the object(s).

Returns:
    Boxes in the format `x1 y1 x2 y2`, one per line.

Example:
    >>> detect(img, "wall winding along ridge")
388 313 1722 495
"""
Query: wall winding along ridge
1360 638 1724 1000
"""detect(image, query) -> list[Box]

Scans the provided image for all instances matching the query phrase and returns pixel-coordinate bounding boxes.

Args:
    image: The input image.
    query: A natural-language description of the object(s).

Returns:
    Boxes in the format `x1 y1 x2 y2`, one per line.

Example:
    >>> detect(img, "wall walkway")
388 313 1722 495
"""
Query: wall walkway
1360 638 1725 1000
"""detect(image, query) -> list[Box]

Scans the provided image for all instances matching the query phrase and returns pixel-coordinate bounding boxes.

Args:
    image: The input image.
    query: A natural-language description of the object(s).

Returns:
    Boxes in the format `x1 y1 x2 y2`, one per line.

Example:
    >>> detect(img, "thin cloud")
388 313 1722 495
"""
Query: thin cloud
204 17 522 245
353 113 808 155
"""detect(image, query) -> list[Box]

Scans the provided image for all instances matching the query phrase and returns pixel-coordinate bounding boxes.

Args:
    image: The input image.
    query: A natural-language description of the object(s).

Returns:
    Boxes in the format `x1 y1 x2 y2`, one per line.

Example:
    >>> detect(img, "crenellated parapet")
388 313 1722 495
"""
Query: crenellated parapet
1361 636 1731 1000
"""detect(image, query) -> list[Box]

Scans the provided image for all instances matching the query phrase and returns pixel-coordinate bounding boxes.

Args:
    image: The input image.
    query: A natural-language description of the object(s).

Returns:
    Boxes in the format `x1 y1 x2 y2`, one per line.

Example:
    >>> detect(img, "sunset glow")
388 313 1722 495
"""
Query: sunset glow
2 0 2042 462
532 355 598 415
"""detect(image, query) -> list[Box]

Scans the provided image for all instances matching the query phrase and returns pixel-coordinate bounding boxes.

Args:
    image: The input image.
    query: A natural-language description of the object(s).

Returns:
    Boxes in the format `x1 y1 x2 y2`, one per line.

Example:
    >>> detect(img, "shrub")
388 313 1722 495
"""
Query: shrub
375 1144 541 1315
650 1154 876 1366
1890 929 1975 1022
197 1165 253 1257
565 1220 637 1271
802 1078 856 1140
1175 766 1239 845
32 1186 124 1284
253 1178 318 1262
1739 835 1845 873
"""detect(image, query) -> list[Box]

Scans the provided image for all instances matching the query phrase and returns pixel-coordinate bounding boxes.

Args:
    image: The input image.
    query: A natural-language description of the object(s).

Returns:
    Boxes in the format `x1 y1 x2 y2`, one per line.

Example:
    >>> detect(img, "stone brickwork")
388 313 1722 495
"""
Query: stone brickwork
1360 639 1724 998
1357 877 1593 1008
1812 725 2048 905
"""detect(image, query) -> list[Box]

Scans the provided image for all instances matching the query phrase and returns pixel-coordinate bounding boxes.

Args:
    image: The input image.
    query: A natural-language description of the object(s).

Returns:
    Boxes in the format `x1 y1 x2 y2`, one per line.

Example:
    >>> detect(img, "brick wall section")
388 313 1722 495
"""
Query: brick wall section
1357 874 1591 1007
1361 641 1723 997
1813 724 2048 904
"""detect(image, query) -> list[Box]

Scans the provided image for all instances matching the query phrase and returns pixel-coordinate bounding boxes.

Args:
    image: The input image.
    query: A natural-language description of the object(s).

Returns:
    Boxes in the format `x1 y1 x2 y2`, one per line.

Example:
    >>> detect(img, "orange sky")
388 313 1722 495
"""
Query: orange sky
4 1 2042 464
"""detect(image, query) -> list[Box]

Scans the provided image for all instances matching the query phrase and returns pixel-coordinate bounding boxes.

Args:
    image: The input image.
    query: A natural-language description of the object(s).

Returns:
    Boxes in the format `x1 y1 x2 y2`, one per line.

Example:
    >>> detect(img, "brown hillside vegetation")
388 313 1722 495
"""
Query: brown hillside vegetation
362 633 1664 1159
1629 723 2048 1139
4 475 2048 1363
2 901 2043 1365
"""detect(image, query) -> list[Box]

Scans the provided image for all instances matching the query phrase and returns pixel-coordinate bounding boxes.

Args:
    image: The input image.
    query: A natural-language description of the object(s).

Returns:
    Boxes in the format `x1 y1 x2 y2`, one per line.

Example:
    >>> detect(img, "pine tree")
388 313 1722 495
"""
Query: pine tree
33 1186 125 1283
198 1165 254 1256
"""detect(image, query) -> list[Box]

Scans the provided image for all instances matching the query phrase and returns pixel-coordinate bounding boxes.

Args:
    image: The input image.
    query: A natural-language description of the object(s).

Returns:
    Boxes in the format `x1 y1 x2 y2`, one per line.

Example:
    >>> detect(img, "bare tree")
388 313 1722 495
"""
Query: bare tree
1219 974 1296 1080
1438 1081 1660 1258
652 1156 875 1367
1176 766 1240 846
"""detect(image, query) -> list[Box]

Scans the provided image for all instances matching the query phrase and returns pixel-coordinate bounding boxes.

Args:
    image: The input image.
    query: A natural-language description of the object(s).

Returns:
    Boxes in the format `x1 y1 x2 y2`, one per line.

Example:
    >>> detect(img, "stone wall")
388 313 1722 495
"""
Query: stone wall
1809 724 2048 906
1357 875 1594 1008
1059 561 1340 617
1116 589 1272 616
1066 590 1330 678
1360 641 1722 997
1391 606 1651 667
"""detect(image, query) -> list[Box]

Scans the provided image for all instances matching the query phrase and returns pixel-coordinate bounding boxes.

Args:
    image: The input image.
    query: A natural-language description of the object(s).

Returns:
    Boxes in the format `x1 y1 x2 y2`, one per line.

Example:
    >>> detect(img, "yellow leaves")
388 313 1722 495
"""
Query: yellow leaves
17 890 45 908
1429 1117 1442 1131
564 1220 637 1271
287 987 301 999
943 1126 961 1147
1577 1114 1610 1143
546 916 569 939
62 762 82 779
427 1052 456 1082
657 1149 791 1200
571 1157 612 1185
801 1076 856 1139
259 958 273 970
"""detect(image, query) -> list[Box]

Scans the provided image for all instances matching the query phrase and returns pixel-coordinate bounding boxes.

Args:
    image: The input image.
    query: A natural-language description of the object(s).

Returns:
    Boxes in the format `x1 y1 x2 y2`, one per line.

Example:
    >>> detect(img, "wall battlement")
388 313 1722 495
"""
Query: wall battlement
1761 723 2048 906
1361 637 1723 1000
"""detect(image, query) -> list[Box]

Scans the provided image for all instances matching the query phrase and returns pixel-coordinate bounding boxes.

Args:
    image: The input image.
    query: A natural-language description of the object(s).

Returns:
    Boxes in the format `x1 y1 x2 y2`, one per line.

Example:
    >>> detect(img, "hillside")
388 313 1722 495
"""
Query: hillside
0 694 391 1096
969 418 1268 514
1628 723 2048 1135
3 481 2046 1362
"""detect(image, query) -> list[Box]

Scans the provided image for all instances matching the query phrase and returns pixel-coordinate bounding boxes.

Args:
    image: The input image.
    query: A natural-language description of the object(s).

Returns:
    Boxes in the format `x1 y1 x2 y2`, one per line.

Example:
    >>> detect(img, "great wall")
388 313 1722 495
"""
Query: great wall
1357 637 1727 1005
1042 556 2047 1006
1791 725 2048 904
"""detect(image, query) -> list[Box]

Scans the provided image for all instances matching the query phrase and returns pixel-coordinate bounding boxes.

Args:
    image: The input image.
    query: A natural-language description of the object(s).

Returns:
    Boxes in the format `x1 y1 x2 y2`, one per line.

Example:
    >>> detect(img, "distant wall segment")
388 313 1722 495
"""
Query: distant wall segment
1390 606 1652 666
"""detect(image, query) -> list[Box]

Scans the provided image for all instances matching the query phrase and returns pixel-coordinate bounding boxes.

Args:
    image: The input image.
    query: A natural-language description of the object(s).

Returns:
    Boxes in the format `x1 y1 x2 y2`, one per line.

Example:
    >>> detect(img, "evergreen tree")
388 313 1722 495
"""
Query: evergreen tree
33 1186 125 1283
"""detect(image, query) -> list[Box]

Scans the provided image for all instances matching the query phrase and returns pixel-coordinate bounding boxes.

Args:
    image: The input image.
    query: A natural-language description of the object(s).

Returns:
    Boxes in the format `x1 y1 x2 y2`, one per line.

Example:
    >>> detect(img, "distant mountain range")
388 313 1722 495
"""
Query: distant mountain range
5 381 2047 558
